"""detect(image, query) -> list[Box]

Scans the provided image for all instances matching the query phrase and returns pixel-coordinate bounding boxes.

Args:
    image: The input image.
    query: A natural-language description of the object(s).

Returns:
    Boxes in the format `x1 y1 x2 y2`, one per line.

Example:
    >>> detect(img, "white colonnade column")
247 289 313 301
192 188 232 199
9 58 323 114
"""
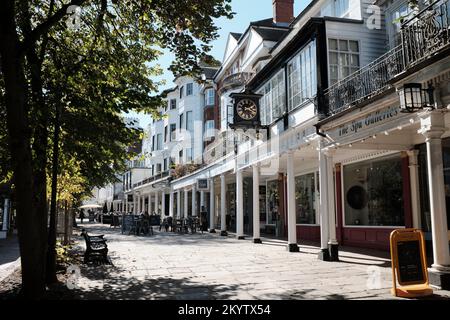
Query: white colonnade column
419 112 450 286
169 191 174 217
200 191 205 212
209 178 216 232
252 166 261 244
220 174 228 236
326 149 338 261
184 189 189 217
286 151 299 252
177 190 181 218
408 150 421 229
318 139 330 261
192 185 197 216
236 169 244 240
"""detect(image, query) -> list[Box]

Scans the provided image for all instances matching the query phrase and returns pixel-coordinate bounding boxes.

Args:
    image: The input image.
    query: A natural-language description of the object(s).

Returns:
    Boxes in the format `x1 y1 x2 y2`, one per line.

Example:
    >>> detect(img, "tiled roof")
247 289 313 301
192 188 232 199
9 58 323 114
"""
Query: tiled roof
254 28 289 42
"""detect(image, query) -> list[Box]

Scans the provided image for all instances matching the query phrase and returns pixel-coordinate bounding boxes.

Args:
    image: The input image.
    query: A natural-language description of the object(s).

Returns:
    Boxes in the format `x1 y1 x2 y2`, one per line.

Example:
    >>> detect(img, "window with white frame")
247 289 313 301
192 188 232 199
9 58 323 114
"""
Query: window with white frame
287 40 317 111
186 148 193 162
271 71 285 120
388 1 413 47
328 38 360 85
204 88 215 106
204 120 215 139
170 123 176 141
170 99 177 110
322 0 350 17
156 134 162 150
186 111 193 132
334 0 349 17
186 83 193 96
258 70 285 125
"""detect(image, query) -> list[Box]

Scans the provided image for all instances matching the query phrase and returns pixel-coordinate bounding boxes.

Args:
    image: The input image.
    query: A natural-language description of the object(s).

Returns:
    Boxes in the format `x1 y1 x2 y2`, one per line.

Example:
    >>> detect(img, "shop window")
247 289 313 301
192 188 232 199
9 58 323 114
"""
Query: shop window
295 172 316 224
266 180 279 225
343 154 404 226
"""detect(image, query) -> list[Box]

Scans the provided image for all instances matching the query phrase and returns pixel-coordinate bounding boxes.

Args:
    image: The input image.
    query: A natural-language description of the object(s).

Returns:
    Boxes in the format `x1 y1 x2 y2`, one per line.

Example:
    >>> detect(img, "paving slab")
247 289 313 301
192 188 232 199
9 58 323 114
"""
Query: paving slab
66 223 450 300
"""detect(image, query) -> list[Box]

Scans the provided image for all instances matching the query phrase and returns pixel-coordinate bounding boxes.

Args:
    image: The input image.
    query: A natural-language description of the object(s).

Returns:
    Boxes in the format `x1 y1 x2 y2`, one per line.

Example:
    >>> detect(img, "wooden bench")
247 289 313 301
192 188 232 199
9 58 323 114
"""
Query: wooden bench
81 229 108 263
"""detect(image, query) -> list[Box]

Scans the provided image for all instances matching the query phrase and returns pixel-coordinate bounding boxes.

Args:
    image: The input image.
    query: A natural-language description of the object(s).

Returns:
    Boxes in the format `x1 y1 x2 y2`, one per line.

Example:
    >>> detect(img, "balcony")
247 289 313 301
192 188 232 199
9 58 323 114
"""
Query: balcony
220 72 254 93
402 0 450 67
132 170 171 188
324 45 405 117
323 0 450 118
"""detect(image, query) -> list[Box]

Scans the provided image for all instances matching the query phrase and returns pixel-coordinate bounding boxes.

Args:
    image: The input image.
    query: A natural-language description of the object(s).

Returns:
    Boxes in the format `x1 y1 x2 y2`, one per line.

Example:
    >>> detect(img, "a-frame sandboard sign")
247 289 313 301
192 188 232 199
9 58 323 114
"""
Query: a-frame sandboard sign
390 228 433 298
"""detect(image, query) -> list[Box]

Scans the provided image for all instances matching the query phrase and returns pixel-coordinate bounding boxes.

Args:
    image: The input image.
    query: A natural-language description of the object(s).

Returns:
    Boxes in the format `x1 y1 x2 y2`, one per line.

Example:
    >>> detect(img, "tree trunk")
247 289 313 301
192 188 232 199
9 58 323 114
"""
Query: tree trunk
46 98 60 284
0 0 46 299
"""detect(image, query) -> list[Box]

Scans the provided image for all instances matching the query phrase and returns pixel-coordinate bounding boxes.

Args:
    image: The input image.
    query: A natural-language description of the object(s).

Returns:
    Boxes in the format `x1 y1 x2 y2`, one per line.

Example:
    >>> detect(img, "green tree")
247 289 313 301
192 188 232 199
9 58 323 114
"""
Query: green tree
0 0 233 299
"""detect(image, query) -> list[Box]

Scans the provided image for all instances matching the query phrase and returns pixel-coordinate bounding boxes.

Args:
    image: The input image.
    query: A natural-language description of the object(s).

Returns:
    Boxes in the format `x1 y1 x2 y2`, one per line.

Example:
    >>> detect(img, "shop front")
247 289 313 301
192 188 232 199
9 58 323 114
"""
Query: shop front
336 152 411 250
318 99 419 251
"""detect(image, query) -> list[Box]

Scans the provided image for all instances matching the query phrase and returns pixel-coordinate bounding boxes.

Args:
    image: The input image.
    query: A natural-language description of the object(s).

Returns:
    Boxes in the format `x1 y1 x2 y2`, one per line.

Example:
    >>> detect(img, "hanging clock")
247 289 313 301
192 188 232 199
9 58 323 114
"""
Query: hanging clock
236 98 258 120
230 91 262 129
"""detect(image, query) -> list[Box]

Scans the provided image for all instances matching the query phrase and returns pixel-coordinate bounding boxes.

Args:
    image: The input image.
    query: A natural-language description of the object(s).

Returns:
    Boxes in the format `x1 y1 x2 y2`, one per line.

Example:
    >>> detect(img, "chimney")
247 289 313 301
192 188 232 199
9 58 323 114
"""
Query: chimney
273 0 294 24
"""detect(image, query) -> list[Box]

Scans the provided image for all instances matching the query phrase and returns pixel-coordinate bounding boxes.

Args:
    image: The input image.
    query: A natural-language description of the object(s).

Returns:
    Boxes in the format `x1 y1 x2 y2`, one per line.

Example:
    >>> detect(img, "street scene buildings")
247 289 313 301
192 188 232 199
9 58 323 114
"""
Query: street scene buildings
72 0 450 292
1 0 450 301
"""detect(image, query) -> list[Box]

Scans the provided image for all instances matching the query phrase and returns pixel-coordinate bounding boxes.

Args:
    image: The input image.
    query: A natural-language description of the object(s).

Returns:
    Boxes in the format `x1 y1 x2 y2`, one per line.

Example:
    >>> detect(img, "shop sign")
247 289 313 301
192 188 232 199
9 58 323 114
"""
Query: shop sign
389 228 433 298
327 105 403 142
197 179 209 191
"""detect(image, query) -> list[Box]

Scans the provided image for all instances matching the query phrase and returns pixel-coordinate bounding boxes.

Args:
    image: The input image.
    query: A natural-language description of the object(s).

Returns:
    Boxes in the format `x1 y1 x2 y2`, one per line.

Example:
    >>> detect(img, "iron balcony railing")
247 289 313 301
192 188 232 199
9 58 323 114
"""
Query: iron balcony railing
132 170 170 188
402 0 450 67
324 45 405 116
324 0 450 117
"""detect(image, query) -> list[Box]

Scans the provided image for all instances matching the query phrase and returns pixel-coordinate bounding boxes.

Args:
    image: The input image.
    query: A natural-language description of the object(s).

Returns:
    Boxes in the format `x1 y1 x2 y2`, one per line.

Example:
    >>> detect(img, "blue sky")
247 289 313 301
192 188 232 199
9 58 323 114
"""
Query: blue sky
128 0 310 128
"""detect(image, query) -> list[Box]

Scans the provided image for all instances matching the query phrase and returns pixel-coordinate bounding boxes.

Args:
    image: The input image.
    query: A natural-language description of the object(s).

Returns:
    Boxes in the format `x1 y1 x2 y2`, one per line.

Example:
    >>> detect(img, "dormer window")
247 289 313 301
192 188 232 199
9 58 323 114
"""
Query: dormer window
322 0 349 18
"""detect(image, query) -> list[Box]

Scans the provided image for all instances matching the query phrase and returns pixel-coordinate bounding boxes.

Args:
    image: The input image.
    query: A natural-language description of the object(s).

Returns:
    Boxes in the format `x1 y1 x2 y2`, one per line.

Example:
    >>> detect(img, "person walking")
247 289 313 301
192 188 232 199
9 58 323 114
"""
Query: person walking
200 206 208 234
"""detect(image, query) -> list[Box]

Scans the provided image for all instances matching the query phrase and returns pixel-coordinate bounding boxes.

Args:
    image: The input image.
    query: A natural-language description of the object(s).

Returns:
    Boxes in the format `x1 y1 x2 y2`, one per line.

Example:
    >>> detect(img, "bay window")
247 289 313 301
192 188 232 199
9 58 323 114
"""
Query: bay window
287 40 317 111
258 70 285 125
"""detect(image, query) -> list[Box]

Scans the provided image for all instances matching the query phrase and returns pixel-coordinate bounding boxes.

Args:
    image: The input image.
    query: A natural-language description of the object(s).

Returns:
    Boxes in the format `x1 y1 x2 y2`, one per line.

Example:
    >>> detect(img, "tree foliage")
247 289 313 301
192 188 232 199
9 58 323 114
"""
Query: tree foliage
0 0 233 298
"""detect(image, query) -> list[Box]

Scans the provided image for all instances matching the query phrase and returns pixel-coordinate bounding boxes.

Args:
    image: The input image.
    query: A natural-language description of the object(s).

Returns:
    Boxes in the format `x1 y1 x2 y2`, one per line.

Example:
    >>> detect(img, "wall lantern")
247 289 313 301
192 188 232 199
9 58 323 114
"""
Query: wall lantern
398 83 435 113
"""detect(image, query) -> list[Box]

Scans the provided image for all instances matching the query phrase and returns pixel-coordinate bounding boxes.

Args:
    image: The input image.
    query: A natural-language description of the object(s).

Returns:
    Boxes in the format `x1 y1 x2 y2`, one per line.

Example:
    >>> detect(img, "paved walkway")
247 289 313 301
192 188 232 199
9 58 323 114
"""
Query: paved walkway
0 234 20 283
70 223 450 300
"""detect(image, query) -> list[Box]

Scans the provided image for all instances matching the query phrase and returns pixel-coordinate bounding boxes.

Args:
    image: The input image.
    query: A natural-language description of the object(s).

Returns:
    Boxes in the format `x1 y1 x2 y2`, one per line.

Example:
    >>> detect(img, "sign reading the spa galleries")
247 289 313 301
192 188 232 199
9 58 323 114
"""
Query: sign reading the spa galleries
325 105 405 143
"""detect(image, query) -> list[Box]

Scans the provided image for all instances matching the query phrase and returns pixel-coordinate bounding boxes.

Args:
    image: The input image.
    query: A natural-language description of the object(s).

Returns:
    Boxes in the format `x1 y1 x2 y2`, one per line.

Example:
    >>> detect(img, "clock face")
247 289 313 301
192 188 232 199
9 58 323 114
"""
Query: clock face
236 98 257 120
